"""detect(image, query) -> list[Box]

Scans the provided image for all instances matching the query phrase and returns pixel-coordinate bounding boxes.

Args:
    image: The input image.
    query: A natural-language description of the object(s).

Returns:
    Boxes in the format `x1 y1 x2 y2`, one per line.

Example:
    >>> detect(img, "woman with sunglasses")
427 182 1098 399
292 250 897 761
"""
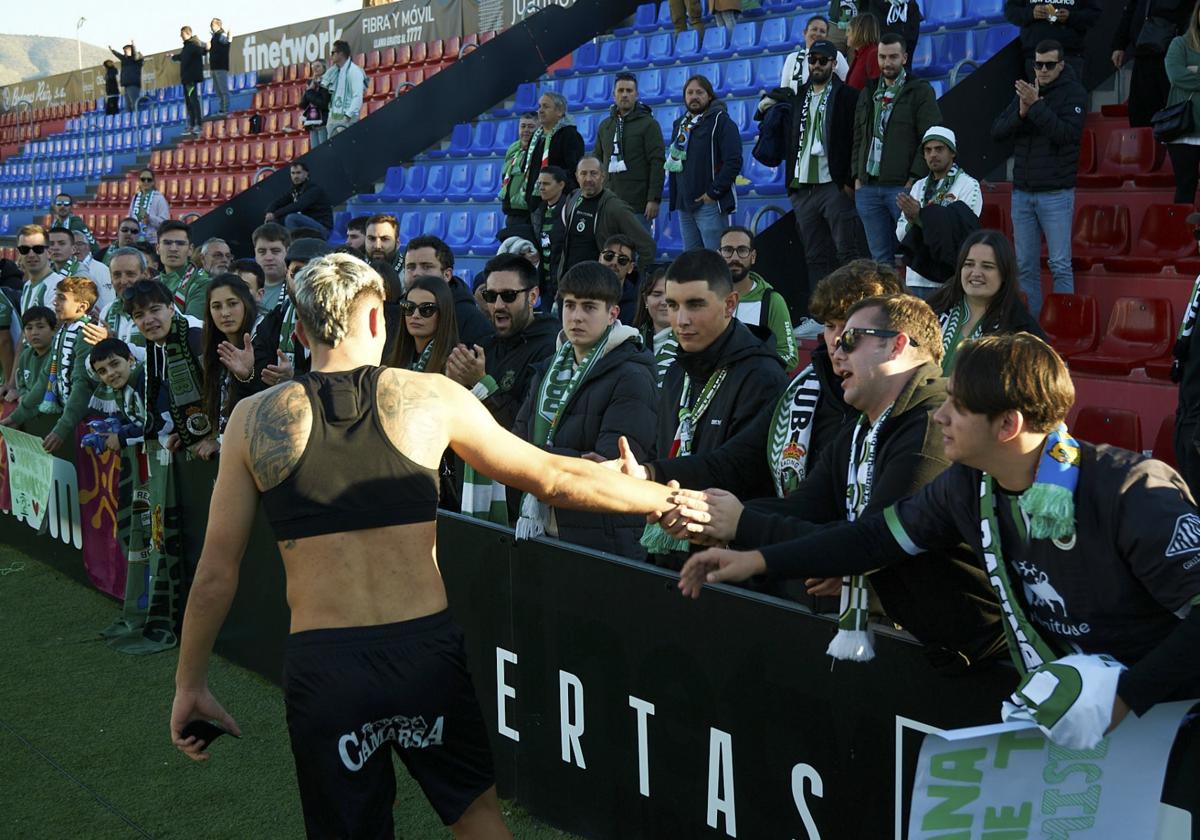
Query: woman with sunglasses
198 274 259 460
928 229 1045 375
128 169 169 245
389 275 459 374
633 267 676 388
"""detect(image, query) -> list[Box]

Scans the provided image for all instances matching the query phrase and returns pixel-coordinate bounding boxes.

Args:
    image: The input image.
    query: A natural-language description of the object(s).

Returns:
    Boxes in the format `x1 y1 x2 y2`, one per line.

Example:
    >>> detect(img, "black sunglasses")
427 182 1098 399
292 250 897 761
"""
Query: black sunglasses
17 245 47 254
835 327 917 354
400 301 439 318
139 176 154 182
481 287 532 304
807 55 833 66
600 250 632 266
1033 60 1061 70
121 279 164 301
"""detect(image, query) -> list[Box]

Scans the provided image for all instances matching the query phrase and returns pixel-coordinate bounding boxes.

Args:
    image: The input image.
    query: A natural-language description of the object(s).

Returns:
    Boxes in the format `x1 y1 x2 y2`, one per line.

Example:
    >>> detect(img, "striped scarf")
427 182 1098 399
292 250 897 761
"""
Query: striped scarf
938 300 983 375
867 70 905 178
165 265 199 314
58 258 81 278
39 317 90 413
460 372 509 524
608 112 628 173
1171 273 1200 382
766 365 821 497
652 327 678 389
410 341 435 372
131 189 155 225
146 315 209 446
922 163 962 206
523 125 559 178
793 85 830 186
664 112 701 174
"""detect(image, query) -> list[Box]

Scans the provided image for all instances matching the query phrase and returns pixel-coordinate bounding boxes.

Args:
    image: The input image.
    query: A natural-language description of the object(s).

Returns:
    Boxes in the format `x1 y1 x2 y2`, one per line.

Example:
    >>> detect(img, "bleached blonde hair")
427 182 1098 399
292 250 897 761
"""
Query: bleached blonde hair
292 253 386 347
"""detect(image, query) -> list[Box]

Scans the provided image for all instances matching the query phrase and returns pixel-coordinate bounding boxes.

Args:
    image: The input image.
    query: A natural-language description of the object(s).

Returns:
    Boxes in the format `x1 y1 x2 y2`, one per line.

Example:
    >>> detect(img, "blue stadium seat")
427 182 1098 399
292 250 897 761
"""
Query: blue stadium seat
470 210 502 250
674 29 701 61
665 65 691 101
400 211 422 241
787 14 809 46
702 27 733 59
655 105 680 139
558 43 598 77
977 24 1019 58
753 55 785 93
923 0 964 30
513 83 538 113
471 162 500 201
638 68 666 104
494 118 518 150
730 21 761 55
425 164 449 200
400 165 427 200
575 113 599 146
928 79 947 98
722 60 756 96
647 31 675 66
913 37 934 73
422 211 447 239
760 17 790 52
655 1 673 30
446 210 473 248
585 74 612 108
598 39 624 71
659 211 683 254
447 163 472 199
470 121 497 155
561 77 587 109
964 0 1006 24
623 35 651 69
741 155 785 196
448 124 472 156
364 167 406 202
726 98 756 140
634 2 663 33
927 31 974 76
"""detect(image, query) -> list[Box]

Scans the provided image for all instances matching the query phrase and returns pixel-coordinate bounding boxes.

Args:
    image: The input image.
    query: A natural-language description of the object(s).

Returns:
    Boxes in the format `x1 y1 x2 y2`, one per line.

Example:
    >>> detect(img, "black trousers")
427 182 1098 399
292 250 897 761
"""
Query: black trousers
183 83 202 128
1167 143 1200 205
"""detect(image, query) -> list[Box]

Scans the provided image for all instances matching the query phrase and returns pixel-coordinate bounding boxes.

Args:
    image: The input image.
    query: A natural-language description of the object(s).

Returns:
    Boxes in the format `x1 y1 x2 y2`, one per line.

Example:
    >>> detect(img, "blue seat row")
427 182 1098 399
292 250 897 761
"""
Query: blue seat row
922 0 1007 31
358 161 505 204
913 25 1018 76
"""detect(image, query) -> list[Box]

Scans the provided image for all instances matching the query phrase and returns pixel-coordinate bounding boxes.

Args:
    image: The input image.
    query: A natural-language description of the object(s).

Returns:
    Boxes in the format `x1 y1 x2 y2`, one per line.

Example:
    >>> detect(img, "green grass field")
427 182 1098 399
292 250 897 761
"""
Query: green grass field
0 545 577 839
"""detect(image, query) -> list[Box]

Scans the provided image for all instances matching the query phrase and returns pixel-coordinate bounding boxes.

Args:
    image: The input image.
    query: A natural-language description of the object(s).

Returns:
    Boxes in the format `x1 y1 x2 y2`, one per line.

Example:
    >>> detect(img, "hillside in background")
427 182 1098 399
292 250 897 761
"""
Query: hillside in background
0 35 112 86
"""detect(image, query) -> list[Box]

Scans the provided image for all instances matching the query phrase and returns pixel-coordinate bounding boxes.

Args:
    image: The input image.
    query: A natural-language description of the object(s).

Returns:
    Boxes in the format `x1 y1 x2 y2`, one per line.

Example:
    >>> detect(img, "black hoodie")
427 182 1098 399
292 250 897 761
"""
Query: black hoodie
173 36 208 86
739 361 1007 670
480 312 559 430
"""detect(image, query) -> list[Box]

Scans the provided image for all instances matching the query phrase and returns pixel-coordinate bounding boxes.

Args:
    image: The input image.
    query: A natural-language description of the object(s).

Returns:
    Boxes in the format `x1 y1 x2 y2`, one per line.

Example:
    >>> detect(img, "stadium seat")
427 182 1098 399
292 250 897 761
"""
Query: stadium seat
1133 148 1178 190
598 39 624 71
445 210 472 248
741 154 785 195
1077 129 1096 174
638 68 666 104
1069 204 1130 269
760 16 789 51
470 162 500 201
562 43 598 76
1152 414 1177 466
494 119 518 152
1072 406 1142 453
410 42 428 65
647 32 675 66
729 21 761 56
470 121 497 156
1068 297 1174 375
702 27 733 60
1038 293 1098 357
424 164 449 200
753 55 786 92
585 75 613 108
448 124 473 156
1144 354 1175 381
927 31 975 76
561 77 587 109
665 65 693 101
726 98 756 139
623 35 651 69
1077 128 1160 188
575 113 598 146
446 163 472 199
427 39 445 64
422 211 446 239
924 0 964 28
633 3 663 33
400 165 428 200
723 60 756 96
364 168 405 203
400 211 422 242
963 0 1006 25
674 30 701 62
977 24 1020 58
1102 204 1194 273
470 210 502 250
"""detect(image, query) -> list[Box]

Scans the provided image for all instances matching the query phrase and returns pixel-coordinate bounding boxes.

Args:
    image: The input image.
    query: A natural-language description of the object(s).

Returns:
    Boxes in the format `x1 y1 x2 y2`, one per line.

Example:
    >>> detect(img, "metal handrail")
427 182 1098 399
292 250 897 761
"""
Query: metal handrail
132 93 154 154
253 166 277 184
949 58 979 89
751 204 789 234
179 211 200 224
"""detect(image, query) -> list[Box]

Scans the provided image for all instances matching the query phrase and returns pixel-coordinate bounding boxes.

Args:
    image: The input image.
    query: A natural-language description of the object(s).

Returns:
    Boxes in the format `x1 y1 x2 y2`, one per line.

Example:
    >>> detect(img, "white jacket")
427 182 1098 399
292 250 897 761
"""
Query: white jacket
895 169 983 288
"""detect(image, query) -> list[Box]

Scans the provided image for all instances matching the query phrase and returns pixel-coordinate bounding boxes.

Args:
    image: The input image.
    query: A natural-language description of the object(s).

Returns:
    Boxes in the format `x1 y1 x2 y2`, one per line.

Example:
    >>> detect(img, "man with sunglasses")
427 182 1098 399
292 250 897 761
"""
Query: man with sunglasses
780 16 850 93
129 170 169 245
599 234 641 326
720 226 798 369
669 294 1005 670
991 38 1086 317
556 156 656 283
100 218 141 265
12 226 65 353
50 193 96 254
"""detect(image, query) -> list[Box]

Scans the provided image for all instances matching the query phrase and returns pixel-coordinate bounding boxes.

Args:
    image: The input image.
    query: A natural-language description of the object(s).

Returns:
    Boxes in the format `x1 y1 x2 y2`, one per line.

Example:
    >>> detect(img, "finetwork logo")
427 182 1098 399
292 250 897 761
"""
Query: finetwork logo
241 19 345 72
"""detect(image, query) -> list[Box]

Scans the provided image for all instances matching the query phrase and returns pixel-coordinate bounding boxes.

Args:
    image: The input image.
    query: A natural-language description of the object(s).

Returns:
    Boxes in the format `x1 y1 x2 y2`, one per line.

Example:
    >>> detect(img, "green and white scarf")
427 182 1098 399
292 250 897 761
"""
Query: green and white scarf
165 265 199 314
410 341 435 372
515 325 614 540
652 327 678 389
664 112 701 174
58 257 82 278
146 315 210 447
866 70 905 178
89 304 146 412
609 112 628 173
131 189 156 225
278 298 299 365
523 124 559 178
793 85 830 186
39 317 89 413
641 366 729 555
767 365 822 497
1170 273 1200 382
922 163 962 206
828 404 892 662
461 374 509 524
938 300 983 374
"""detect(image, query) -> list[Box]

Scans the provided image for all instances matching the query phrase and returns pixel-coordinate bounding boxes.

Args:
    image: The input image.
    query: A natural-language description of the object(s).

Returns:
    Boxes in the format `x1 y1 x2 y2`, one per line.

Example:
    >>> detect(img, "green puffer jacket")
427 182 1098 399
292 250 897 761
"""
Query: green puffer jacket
592 102 666 214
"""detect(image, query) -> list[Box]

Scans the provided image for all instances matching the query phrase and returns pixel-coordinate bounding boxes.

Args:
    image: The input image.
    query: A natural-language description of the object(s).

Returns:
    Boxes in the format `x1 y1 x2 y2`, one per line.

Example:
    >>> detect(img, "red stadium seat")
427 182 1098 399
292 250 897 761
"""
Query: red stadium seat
277 111 296 133
149 150 163 169
210 144 226 169
179 178 193 204
1069 204 1129 269
119 179 132 202
286 64 300 82
365 50 380 71
372 73 392 99
195 145 211 169
1144 355 1175 381
192 177 206 204
444 36 461 60
281 138 296 161
427 40 444 64
394 44 412 67
1039 293 1098 357
979 203 1010 239
410 41 428 64
1152 414 1177 466
380 47 396 67
1069 296 1174 375
1076 128 1095 174
1073 406 1143 452
264 113 279 135
1102 204 1195 273
1076 128 1160 189
164 177 180 203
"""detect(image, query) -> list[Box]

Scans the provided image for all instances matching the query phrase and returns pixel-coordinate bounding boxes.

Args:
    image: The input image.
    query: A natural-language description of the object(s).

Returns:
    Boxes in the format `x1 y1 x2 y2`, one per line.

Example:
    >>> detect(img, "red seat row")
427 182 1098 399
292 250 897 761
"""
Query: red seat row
1042 293 1175 377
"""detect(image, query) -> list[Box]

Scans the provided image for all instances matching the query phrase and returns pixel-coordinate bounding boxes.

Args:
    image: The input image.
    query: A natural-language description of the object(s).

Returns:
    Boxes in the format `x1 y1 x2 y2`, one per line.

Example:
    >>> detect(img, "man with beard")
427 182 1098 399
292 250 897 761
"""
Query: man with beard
344 216 369 255
780 16 850 92
100 218 140 265
265 162 334 238
720 226 797 369
593 73 666 232
49 193 96 252
200 238 233 277
557 156 656 280
364 214 402 277
157 220 211 320
402 235 493 346
666 75 743 251
253 222 292 313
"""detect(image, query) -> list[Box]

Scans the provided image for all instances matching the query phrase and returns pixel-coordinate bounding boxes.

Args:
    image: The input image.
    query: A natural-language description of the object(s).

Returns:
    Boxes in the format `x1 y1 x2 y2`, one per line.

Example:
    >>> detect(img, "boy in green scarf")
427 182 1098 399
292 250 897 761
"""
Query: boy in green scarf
1 306 56 424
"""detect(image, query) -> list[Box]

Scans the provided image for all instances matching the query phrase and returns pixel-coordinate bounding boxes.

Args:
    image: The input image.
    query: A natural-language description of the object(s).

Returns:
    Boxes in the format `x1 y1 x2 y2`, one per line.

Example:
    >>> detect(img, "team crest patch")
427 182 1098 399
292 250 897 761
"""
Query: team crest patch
1165 512 1200 558
782 442 806 464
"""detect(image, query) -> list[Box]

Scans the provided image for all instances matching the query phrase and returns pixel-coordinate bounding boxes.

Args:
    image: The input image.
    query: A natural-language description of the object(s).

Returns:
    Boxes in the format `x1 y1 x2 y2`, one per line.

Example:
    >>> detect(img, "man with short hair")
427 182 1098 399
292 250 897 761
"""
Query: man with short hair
530 167 569 302
129 170 169 244
680 333 1200 746
364 214 401 276
671 294 1005 669
599 234 641 325
668 75 743 252
265 162 334 238
522 92 585 214
81 246 147 366
991 39 1086 317
172 26 207 137
321 40 366 136
446 253 559 431
101 218 141 264
719 226 798 369
558 156 657 281
641 248 787 568
593 73 666 231
200 238 233 277
109 41 144 112
50 193 96 251
514 261 658 558
402 235 493 346
209 18 231 115
46 227 78 277
500 112 540 234
344 215 369 254
781 16 850 91
252 222 292 313
851 34 942 263
157 220 210 319
69 229 115 311
896 126 984 298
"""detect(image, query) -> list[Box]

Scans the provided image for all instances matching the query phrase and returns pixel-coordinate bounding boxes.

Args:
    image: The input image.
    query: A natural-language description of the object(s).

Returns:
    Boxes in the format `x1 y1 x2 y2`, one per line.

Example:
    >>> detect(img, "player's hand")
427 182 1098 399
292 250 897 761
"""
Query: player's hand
42 432 63 452
805 577 843 597
677 548 767 599
217 334 255 381
261 350 294 386
81 321 111 345
171 685 242 763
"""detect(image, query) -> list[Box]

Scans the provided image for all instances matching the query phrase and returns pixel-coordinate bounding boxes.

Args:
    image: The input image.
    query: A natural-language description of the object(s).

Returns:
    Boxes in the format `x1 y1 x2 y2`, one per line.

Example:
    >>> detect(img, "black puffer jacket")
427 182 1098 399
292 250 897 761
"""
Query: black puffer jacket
990 63 1087 192
173 37 208 86
480 312 559 430
768 76 859 190
514 326 657 559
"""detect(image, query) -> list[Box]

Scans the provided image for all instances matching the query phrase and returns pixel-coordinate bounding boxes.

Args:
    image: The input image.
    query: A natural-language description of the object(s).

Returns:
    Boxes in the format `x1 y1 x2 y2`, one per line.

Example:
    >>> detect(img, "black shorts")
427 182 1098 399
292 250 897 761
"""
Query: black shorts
282 610 494 838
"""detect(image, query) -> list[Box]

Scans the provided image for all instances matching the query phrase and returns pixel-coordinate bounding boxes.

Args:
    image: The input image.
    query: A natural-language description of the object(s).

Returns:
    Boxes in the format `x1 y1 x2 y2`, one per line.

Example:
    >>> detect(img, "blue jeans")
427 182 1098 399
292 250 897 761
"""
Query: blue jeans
854 183 905 263
677 201 728 251
284 212 331 238
1012 188 1074 318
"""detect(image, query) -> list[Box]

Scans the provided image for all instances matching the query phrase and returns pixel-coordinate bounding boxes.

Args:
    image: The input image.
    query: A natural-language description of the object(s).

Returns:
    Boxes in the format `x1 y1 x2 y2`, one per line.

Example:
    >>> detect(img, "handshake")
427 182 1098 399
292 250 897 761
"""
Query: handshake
80 417 123 454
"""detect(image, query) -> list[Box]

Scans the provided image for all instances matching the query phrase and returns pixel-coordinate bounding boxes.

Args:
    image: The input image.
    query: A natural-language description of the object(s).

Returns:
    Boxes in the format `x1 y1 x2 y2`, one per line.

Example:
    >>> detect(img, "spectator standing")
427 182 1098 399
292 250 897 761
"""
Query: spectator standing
929 230 1045 374
861 0 923 59
199 274 259 459
300 60 331 147
265 162 333 238
129 170 169 245
344 215 368 253
1113 0 1192 127
522 93 585 215
600 234 642 325
1005 0 1101 79
401 235 494 347
767 39 863 288
781 16 851 92
363 214 401 277
14 225 64 316
50 192 96 251
322 40 366 136
895 127 983 298
1165 14 1200 205
157 220 211 320
46 226 80 279
557 157 657 281
851 34 941 264
100 218 140 265
719 226 798 368
253 222 292 312
208 19 231 116
531 166 569 304
514 262 657 558
499 112 540 235
172 26 208 137
103 61 120 115
667 75 743 252
594 73 667 232
109 42 144 112
991 39 1086 317
845 13 882 91
669 0 705 38
231 258 265 305
712 0 742 37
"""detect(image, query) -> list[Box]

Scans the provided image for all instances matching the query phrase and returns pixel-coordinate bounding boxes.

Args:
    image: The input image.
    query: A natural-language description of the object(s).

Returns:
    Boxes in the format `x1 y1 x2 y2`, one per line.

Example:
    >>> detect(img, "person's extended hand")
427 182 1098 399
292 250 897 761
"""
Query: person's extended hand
644 200 660 222
805 577 843 597
668 486 744 543
261 350 294 386
446 344 486 388
80 320 111 346
264 212 275 222
0 384 16 403
42 432 63 453
677 548 767 598
165 433 183 452
896 192 921 222
170 685 242 763
1032 3 1050 19
217 334 255 382
192 438 220 461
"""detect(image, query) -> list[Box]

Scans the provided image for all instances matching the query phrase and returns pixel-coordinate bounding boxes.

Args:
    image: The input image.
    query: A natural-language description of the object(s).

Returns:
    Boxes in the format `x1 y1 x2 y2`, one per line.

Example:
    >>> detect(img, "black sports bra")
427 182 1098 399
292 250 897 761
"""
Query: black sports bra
261 367 439 540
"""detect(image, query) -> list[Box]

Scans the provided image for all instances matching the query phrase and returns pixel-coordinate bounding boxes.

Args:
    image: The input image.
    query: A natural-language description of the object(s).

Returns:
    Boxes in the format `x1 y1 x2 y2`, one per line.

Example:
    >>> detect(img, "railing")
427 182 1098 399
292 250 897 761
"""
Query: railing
132 94 154 155
253 166 276 184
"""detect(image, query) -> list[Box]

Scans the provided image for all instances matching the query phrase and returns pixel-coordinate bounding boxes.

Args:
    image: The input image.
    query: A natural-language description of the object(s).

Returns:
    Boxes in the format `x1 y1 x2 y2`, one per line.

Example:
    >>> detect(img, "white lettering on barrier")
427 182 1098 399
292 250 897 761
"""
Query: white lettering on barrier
496 647 519 742
239 20 344 72
559 669 586 768
707 727 737 836
791 763 824 839
629 695 655 797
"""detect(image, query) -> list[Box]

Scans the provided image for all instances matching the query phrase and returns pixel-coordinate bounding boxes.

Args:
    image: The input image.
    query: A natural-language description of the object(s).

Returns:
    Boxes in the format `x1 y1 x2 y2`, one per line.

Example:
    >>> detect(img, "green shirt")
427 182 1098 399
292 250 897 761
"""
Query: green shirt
7 345 51 427
736 273 798 369
160 265 211 321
